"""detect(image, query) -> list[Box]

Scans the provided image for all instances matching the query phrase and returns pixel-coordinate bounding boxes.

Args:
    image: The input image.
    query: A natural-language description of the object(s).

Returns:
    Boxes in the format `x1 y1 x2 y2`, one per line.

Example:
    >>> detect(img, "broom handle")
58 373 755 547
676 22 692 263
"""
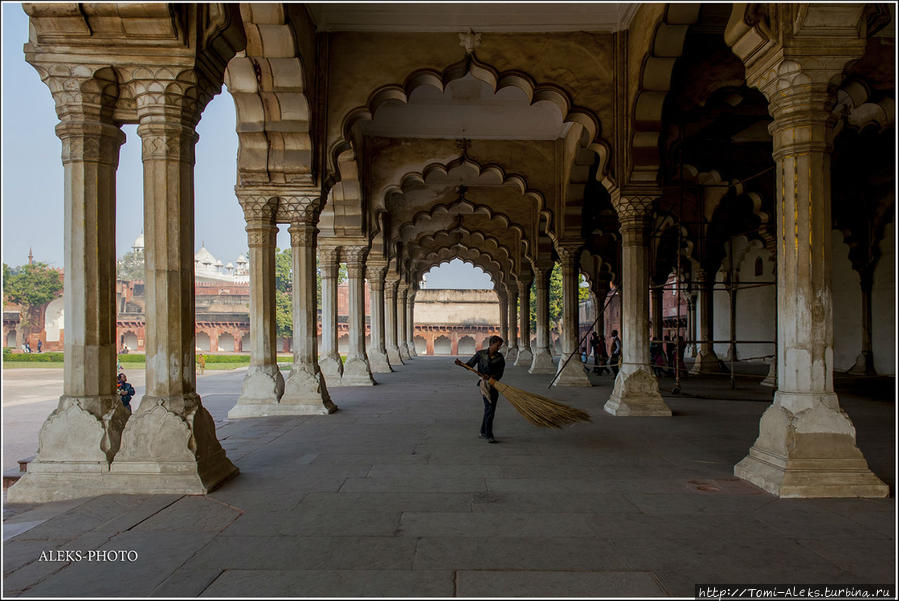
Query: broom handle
454 361 496 385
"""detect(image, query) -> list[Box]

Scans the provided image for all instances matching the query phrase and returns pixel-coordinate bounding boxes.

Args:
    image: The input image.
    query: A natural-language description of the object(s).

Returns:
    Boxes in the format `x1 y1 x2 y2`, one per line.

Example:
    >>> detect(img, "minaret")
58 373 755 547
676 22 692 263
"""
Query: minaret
28 248 33 265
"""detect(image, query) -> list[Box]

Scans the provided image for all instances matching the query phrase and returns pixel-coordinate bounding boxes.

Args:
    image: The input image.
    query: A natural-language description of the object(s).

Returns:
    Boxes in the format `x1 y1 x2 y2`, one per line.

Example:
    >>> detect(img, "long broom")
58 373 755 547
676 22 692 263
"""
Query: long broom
455 362 591 428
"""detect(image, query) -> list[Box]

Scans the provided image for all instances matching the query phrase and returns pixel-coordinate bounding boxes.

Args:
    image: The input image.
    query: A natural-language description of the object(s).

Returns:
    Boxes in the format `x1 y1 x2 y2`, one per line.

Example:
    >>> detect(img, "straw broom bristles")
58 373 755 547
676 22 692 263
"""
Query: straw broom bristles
458 363 591 428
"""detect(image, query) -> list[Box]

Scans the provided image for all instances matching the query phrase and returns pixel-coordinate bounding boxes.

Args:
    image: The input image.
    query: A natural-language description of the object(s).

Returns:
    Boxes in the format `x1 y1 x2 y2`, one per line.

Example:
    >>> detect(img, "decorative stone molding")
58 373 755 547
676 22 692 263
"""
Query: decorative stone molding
343 246 369 279
238 194 278 225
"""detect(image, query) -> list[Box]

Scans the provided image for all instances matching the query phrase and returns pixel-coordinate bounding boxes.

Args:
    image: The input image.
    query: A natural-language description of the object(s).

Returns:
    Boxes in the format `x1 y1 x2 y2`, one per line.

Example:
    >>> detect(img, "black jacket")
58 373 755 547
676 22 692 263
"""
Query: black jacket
465 349 505 381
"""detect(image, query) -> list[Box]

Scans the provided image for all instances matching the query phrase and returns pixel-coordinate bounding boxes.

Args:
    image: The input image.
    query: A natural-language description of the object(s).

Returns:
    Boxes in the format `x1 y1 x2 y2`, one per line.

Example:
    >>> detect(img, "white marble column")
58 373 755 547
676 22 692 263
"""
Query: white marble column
229 194 285 417
342 246 375 385
554 245 591 387
385 275 404 366
529 265 555 374
604 195 670 415
366 262 393 373
318 246 343 381
506 283 519 363
9 70 130 502
407 287 418 357
728 40 886 496
515 275 534 366
496 289 509 355
397 281 412 360
110 73 238 492
279 208 336 413
690 269 721 374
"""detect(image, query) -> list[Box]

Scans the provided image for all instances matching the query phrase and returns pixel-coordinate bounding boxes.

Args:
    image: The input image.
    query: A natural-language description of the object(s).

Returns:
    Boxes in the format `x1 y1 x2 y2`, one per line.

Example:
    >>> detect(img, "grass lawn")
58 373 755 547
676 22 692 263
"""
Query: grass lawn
3 362 66 369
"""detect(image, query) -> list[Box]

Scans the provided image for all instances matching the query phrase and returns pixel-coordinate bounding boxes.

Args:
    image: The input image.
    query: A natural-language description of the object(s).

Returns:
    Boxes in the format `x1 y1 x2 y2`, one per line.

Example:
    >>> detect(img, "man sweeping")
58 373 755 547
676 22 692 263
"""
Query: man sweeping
455 335 505 443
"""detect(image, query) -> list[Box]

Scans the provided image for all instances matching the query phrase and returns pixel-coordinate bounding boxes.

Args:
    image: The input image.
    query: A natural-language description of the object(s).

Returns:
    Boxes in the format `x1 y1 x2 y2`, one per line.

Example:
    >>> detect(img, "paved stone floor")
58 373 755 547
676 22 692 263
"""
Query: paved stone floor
2 358 895 597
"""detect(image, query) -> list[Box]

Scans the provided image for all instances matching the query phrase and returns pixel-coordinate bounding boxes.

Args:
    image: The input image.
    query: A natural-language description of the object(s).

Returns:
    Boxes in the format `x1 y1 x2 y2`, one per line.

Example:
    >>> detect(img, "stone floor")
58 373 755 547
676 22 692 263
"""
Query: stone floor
2 358 895 597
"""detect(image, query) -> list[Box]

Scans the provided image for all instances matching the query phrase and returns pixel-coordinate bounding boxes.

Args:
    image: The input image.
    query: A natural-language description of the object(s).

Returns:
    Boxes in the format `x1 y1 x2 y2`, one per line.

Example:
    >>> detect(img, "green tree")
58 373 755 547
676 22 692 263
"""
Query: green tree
3 262 64 348
116 250 145 281
526 263 590 333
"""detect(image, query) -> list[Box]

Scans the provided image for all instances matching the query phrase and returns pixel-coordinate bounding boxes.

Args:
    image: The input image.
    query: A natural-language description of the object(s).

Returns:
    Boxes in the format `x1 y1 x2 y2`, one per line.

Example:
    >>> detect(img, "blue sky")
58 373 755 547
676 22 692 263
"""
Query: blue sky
0 3 490 289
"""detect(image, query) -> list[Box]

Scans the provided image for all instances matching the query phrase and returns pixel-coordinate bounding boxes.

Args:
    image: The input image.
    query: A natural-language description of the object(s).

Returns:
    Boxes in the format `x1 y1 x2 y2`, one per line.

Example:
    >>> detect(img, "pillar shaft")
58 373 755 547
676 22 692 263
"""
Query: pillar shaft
529 266 554 373
318 246 343 380
366 263 392 372
231 195 284 415
604 196 669 415
398 282 411 360
407 290 418 357
342 247 375 385
554 246 590 386
497 291 509 355
280 214 336 413
690 270 721 373
506 285 519 362
515 277 534 366
385 277 403 365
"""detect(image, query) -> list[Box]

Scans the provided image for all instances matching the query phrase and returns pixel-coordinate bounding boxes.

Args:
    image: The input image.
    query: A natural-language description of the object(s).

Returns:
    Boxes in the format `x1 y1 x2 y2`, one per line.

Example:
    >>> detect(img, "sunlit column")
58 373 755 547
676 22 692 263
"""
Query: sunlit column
366 262 392 373
529 264 555 374
341 246 375 385
515 274 534 366
553 244 590 387
318 245 343 381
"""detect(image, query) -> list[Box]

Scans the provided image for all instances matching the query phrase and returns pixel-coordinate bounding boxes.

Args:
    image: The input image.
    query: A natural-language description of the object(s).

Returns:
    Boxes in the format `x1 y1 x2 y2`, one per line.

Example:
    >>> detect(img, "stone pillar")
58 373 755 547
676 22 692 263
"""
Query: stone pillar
385 275 404 365
366 262 392 373
727 38 886 496
496 289 509 355
554 245 591 387
229 194 285 417
849 276 876 375
407 288 418 357
529 265 555 373
397 281 412 360
690 270 721 373
109 72 237 493
506 283 519 363
604 195 670 415
515 276 534 366
686 294 698 357
342 247 375 385
318 246 343 381
651 286 664 340
278 208 336 413
9 69 131 503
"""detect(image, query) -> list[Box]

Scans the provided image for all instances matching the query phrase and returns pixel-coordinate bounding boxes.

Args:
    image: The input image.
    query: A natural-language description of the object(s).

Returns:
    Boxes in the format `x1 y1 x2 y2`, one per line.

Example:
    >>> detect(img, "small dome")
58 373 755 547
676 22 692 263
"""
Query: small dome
133 232 144 250
226 262 234 269
215 259 223 267
236 254 247 264
194 245 217 265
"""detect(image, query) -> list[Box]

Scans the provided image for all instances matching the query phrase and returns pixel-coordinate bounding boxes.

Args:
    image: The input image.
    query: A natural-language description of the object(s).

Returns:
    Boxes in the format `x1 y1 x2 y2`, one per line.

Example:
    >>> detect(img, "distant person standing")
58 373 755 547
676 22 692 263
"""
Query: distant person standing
609 330 622 375
117 373 135 414
36 339 42 353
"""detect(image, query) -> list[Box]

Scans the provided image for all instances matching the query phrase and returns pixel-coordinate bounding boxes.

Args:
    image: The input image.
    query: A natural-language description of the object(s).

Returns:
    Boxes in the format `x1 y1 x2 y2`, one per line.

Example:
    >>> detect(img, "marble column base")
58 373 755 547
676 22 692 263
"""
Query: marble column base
107 393 238 495
553 355 592 387
7 394 130 503
506 347 519 363
230 365 285 417
399 344 411 360
319 355 344 381
367 350 393 373
761 360 777 388
279 365 338 414
848 351 876 376
690 350 722 374
514 348 533 367
529 348 555 374
409 345 418 358
604 369 671 416
387 347 404 366
735 398 888 498
341 356 376 386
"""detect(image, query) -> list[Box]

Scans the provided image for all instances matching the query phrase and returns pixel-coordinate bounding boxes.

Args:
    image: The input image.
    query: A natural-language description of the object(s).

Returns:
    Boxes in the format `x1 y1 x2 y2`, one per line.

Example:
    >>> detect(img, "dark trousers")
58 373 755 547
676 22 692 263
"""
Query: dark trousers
480 388 499 438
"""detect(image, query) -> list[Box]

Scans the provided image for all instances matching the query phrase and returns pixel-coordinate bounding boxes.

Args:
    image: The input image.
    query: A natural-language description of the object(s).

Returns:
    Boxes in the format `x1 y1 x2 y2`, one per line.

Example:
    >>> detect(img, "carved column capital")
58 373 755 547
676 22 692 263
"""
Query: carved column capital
366 262 388 290
318 246 339 273
611 192 656 224
555 243 582 267
343 246 368 279
288 222 317 249
238 193 278 225
280 195 321 226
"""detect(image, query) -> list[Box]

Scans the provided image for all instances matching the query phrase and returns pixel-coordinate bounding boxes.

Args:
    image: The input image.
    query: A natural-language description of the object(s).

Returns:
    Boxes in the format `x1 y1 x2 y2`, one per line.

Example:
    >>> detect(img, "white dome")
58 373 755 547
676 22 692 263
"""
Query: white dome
195 246 217 265
215 259 223 267
133 233 144 250
236 254 247 264
226 262 234 269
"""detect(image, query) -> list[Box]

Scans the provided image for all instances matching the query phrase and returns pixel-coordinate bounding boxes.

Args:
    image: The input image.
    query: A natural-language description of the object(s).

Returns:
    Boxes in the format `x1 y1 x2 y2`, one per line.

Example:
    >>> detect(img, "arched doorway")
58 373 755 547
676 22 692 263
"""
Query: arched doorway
196 332 211 352
414 335 426 355
458 335 476 356
434 335 451 355
218 333 235 352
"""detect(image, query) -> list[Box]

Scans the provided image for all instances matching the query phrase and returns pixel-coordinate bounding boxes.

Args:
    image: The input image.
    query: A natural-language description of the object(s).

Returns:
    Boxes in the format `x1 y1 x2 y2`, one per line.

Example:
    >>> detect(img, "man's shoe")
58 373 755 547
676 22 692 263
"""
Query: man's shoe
486 437 497 444
479 433 487 439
